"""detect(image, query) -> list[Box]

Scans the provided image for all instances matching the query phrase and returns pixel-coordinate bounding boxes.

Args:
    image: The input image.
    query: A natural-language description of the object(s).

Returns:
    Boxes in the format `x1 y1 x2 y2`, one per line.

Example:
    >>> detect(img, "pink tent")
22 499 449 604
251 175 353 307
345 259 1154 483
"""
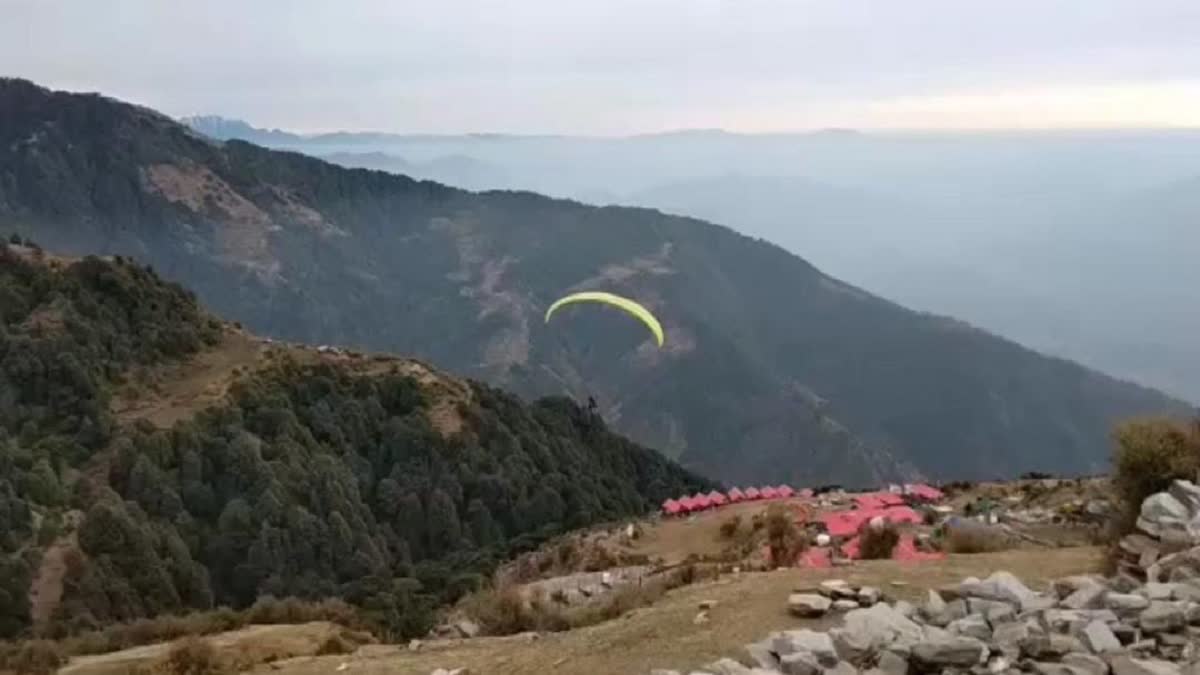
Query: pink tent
691 492 711 510
744 487 761 500
799 488 814 498
727 487 746 502
820 505 922 537
676 496 694 512
905 483 945 501
708 490 728 506
760 486 780 500
777 485 796 498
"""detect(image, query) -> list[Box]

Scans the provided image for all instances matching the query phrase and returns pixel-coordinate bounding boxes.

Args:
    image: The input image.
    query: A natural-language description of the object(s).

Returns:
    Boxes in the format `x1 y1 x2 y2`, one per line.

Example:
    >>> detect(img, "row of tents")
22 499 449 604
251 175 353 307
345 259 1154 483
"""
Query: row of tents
661 485 798 515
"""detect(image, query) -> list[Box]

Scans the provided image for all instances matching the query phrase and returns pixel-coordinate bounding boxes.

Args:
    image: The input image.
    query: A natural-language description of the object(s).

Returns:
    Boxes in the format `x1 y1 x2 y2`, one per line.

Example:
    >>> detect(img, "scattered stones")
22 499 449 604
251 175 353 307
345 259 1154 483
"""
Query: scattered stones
790 594 833 618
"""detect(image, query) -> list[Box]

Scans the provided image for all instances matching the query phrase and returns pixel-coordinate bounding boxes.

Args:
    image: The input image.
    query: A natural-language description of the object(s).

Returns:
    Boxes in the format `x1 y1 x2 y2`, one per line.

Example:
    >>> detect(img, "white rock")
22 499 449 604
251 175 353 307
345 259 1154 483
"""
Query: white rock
772 629 838 665
1081 619 1122 653
910 635 987 668
858 586 882 606
1063 653 1110 675
1139 601 1185 634
780 652 821 675
947 613 991 641
831 603 925 661
790 593 833 618
1107 593 1151 614
705 658 753 675
1061 584 1107 610
959 570 1041 610
833 599 861 611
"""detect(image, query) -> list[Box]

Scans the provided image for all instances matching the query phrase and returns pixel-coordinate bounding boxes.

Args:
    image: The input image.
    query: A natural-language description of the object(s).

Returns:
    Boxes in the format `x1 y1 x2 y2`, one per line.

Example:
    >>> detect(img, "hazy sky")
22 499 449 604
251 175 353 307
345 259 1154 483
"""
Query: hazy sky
4 0 1200 134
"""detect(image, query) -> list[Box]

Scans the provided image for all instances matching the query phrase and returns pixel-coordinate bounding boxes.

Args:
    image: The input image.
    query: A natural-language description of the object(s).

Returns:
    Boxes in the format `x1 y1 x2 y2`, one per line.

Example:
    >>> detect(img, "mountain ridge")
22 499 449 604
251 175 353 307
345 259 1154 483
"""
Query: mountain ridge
1 77 1188 485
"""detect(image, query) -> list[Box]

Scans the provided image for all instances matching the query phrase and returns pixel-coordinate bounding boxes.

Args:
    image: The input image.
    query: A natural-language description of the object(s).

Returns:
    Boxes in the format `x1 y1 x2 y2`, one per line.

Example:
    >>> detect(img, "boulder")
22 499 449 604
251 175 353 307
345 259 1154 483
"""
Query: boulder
1108 656 1181 675
923 590 948 623
743 640 780 670
1168 480 1200 515
1185 602 1200 625
1054 576 1106 600
1020 634 1086 660
454 619 480 638
1081 619 1123 654
947 614 992 641
1137 493 1189 539
781 652 822 675
1139 584 1175 602
959 571 1042 610
893 601 918 619
773 629 838 665
1107 593 1151 614
834 599 862 612
858 587 882 606
1062 653 1111 675
992 621 1031 658
986 604 1017 625
830 603 926 661
910 635 987 669
876 650 909 675
1063 585 1108 610
1109 574 1143 594
791 594 833 618
1138 602 1184 634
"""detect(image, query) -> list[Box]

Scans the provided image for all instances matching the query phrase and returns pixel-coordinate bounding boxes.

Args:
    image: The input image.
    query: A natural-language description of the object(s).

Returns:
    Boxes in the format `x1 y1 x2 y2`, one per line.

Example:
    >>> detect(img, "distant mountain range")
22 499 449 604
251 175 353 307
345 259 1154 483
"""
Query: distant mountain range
2 78 1189 485
177 115 1200 403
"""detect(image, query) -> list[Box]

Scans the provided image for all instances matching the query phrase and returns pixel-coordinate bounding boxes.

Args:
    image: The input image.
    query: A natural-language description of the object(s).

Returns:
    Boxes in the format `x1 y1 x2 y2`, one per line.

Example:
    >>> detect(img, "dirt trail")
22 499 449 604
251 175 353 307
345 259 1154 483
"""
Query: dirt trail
28 533 75 634
113 330 265 429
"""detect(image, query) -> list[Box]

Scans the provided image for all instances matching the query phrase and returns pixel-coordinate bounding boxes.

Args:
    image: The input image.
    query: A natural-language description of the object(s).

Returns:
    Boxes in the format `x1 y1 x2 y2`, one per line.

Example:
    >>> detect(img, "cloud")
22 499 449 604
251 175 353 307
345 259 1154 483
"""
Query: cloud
3 0 1198 133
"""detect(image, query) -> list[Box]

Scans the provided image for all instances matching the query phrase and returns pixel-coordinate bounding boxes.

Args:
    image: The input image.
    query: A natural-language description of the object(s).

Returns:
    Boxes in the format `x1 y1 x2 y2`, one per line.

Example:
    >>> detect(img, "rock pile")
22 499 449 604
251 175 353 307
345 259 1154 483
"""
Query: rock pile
790 581 887 618
1117 481 1200 582
651 568 1200 675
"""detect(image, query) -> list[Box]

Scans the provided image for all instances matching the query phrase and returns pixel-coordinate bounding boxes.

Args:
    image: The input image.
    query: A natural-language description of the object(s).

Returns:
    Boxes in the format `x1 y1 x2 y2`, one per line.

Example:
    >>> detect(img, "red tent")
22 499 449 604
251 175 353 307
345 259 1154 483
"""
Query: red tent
744 487 761 500
777 485 796 498
760 486 779 500
708 490 728 506
662 499 682 516
727 487 746 502
691 492 711 510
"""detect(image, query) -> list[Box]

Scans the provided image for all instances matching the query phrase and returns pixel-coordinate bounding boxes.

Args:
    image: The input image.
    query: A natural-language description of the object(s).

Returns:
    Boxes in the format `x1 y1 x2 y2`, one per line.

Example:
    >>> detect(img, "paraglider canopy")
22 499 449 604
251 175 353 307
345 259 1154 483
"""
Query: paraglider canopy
544 291 664 347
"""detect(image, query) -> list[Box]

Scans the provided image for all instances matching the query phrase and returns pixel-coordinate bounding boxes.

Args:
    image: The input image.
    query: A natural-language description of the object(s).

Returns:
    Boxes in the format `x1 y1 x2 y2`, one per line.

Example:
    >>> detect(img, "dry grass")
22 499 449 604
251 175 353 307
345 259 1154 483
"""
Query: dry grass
0 639 65 675
248 547 1100 675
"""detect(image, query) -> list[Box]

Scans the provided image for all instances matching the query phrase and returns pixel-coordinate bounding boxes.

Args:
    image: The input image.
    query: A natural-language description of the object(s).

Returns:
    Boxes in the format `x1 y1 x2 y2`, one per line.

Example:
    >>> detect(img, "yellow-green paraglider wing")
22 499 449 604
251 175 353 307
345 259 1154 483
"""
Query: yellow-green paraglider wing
544 291 665 347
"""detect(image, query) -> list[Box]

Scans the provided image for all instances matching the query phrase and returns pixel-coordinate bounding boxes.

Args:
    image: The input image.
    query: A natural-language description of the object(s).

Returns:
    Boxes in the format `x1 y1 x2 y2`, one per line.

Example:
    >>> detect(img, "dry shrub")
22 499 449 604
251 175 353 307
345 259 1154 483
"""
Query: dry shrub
764 504 806 566
1111 418 1200 537
314 633 355 656
718 515 742 539
243 596 360 629
462 587 568 636
2 640 64 675
165 637 227 675
858 520 901 560
943 523 1009 554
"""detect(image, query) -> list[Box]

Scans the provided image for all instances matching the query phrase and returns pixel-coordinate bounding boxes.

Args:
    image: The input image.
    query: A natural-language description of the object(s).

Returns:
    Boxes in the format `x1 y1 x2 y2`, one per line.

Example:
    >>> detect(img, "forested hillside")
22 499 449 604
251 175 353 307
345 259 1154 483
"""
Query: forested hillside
0 78 1188 485
0 243 710 640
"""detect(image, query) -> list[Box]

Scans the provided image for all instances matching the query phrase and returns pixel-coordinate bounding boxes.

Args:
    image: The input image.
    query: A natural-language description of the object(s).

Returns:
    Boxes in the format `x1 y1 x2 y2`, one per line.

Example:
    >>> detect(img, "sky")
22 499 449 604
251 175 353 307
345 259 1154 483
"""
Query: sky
4 0 1200 134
